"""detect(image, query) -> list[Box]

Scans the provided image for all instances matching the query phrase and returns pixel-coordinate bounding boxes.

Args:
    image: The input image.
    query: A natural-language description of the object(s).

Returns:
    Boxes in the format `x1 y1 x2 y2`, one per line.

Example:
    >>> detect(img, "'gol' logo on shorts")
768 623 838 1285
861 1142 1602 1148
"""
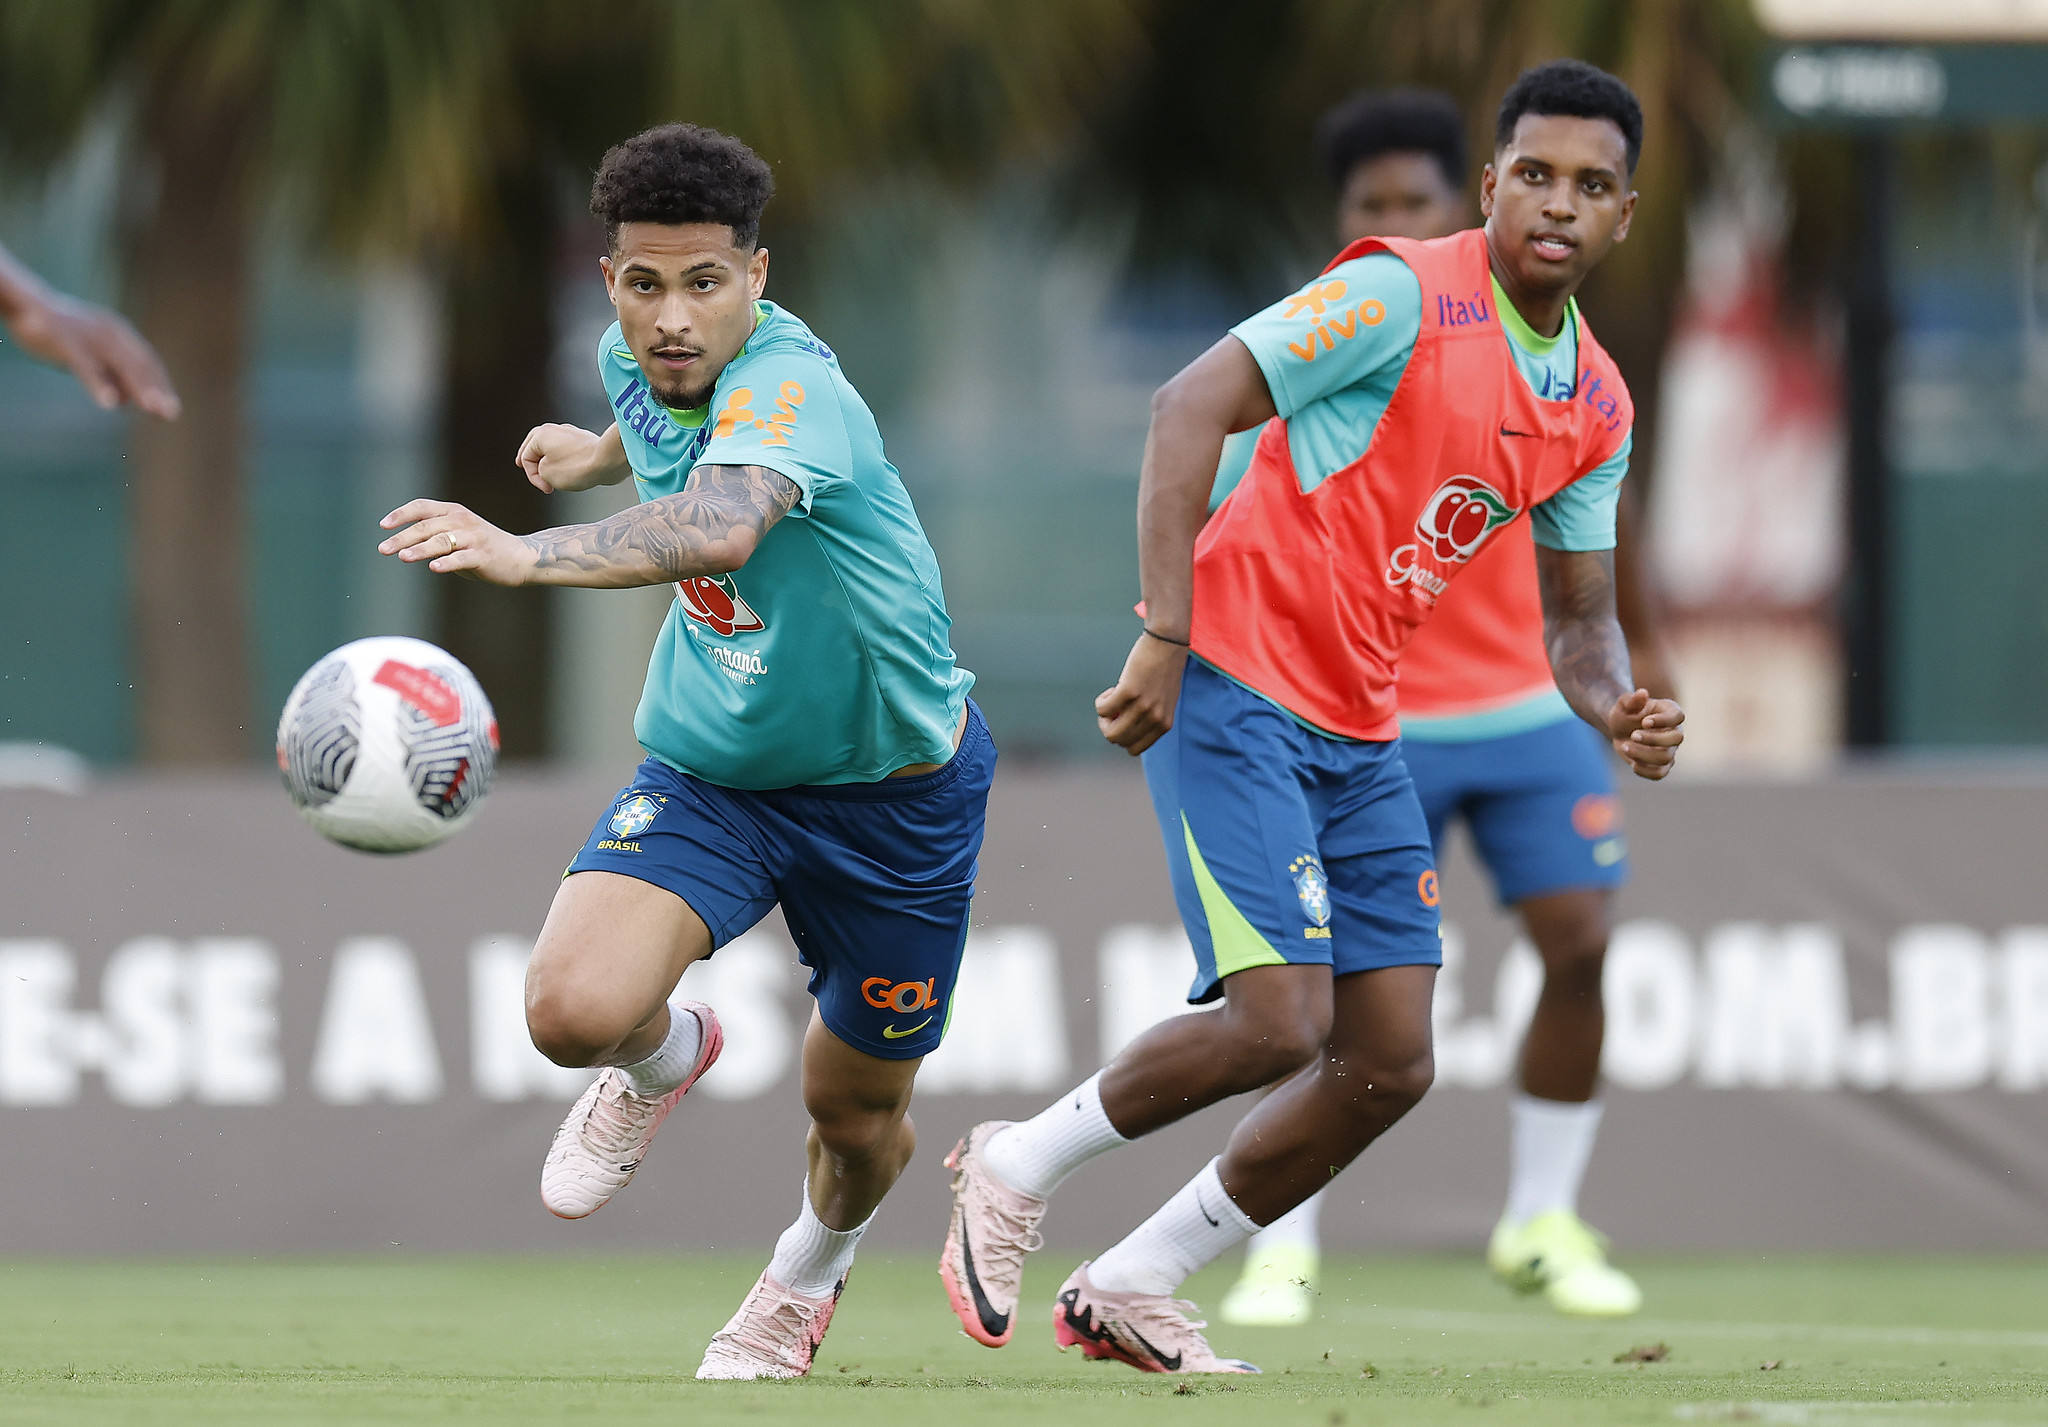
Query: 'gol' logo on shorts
862 977 937 1014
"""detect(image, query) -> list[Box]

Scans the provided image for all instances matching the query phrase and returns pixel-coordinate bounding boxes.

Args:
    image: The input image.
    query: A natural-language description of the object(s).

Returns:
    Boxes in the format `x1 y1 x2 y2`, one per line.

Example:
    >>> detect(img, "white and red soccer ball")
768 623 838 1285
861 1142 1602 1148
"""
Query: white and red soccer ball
276 636 499 853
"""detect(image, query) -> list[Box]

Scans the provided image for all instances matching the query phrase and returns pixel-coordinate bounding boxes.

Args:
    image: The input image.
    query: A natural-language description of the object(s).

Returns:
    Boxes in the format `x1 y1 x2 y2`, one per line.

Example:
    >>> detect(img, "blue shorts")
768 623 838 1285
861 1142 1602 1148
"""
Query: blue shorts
1141 660 1442 1005
1402 715 1628 907
566 704 996 1060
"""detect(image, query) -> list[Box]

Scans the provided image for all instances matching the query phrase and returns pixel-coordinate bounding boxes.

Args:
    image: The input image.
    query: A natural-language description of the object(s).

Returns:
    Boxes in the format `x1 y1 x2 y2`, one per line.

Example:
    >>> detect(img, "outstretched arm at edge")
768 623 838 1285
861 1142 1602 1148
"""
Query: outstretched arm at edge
378 463 801 589
1537 545 1684 781
1095 335 1277 756
0 240 180 419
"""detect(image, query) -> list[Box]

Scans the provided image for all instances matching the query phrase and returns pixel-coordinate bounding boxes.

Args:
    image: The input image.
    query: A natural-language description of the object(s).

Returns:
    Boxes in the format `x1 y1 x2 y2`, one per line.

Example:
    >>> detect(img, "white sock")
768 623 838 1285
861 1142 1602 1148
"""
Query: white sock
620 1001 705 1098
767 1184 870 1298
1504 1094 1604 1224
1246 1186 1323 1259
1089 1158 1259 1297
981 1070 1129 1199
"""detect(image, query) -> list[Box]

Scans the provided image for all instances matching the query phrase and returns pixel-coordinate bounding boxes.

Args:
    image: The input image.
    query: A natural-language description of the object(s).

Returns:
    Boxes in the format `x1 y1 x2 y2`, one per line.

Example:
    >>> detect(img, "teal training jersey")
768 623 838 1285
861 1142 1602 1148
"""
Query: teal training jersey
599 304 973 789
1213 253 1630 547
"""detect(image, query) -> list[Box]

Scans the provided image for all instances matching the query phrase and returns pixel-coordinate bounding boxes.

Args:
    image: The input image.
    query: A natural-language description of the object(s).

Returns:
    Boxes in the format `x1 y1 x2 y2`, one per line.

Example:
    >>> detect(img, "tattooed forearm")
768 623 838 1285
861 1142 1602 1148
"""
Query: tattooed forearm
1537 547 1634 731
521 464 800 588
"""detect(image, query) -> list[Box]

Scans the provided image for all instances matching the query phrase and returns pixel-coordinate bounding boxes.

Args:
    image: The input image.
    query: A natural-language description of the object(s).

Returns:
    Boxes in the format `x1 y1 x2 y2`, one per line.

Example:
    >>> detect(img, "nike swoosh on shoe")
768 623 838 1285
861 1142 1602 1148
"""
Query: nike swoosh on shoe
1127 1328 1183 1372
958 1203 1010 1340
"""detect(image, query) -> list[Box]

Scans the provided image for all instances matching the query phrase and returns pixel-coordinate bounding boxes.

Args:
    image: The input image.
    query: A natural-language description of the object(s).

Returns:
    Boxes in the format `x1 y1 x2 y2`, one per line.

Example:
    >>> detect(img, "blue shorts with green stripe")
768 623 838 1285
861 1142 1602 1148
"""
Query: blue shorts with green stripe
1141 659 1443 1005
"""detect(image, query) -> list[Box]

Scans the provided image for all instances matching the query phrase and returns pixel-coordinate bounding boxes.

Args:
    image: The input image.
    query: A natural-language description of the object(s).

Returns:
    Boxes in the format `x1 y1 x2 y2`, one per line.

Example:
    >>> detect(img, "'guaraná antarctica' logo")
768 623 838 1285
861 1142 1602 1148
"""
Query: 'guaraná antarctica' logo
1414 476 1518 563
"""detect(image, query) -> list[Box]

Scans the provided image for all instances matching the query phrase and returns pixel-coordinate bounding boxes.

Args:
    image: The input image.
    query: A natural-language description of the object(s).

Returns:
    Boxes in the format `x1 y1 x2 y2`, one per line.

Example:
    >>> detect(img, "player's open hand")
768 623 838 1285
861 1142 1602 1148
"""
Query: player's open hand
519 423 617 493
1096 632 1188 756
1606 688 1683 780
8 289 180 420
379 499 538 586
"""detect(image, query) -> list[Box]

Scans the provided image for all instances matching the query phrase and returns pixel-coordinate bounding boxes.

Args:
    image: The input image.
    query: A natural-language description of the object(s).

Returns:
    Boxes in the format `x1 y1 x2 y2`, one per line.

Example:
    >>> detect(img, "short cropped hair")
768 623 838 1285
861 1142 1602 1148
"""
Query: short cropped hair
1494 59 1643 174
1315 88 1468 191
589 123 776 251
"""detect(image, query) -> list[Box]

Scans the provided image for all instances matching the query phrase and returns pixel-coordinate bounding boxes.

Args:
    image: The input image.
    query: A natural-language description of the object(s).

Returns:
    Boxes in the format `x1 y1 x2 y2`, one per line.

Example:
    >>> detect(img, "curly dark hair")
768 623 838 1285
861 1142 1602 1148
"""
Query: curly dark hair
589 123 776 251
1315 88 1467 192
1495 59 1643 174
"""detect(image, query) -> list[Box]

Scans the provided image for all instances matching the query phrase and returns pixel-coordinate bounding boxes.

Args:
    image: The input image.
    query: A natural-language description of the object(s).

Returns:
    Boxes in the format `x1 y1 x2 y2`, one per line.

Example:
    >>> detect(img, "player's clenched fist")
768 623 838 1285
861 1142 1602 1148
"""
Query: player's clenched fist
378 499 539 586
518 422 630 493
1096 631 1189 756
1605 688 1683 780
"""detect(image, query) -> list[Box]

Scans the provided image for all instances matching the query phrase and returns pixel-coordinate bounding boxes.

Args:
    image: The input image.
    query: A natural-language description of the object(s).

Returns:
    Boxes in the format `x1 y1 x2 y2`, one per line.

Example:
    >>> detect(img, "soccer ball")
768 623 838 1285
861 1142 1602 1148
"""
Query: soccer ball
276 636 499 854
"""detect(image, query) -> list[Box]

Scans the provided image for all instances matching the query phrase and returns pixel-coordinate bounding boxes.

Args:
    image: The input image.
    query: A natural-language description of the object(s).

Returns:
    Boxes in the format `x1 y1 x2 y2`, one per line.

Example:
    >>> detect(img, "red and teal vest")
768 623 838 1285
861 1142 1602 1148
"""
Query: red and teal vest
1191 228 1633 740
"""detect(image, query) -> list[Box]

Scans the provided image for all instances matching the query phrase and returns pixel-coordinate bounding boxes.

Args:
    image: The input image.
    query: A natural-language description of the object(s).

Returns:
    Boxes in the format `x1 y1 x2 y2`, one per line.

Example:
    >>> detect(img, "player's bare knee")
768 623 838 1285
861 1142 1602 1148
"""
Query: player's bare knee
1527 893 1614 988
525 988 632 1068
1368 1050 1436 1113
1542 939 1607 998
809 1103 909 1165
1247 1020 1326 1083
1330 1047 1434 1122
1218 1001 1330 1087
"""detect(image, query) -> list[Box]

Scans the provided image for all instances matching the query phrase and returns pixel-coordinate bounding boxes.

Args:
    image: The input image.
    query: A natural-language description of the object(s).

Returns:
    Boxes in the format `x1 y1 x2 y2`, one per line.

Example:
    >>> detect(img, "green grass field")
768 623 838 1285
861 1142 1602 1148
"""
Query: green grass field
1 1253 2043 1426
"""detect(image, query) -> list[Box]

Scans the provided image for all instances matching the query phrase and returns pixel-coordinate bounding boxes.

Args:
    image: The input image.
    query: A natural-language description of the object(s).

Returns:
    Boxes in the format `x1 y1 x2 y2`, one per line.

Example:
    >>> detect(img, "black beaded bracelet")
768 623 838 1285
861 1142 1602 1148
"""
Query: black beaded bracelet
1142 627 1191 648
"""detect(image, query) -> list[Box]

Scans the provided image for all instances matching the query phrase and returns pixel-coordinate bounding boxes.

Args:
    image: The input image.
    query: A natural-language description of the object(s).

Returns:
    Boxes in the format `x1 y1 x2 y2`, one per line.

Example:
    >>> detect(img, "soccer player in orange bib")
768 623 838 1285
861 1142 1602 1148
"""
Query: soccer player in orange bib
937 61 1682 1373
1215 87 1674 1328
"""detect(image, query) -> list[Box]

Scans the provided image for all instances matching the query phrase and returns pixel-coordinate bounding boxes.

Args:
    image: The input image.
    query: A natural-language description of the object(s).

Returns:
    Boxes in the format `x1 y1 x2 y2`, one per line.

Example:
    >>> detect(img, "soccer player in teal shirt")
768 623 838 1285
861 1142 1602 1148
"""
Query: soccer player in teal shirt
379 124 992 1380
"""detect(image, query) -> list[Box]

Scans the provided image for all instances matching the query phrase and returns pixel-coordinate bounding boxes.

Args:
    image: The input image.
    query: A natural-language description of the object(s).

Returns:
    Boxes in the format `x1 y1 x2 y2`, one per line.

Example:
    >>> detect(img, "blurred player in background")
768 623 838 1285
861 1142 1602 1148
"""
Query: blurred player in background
1218 87 1675 1329
938 60 1681 1374
0 241 179 418
379 124 991 1381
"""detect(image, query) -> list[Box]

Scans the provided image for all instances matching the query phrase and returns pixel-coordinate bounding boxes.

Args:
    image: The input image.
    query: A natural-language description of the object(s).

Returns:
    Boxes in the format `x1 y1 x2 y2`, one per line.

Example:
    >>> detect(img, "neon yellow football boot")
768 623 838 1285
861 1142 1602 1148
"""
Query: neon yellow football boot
1487 1209 1641 1317
1218 1243 1318 1327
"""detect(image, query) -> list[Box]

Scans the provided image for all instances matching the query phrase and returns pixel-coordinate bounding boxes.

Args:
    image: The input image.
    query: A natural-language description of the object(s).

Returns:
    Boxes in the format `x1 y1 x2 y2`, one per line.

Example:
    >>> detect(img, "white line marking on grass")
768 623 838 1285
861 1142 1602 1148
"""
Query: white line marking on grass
1336 1307 2048 1350
1675 1405 1971 1424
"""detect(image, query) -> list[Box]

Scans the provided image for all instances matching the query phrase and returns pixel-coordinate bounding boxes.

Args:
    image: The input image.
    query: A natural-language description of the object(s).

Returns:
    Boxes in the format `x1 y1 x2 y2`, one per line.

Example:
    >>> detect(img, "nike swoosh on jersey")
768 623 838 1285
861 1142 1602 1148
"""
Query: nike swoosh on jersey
882 1016 935 1040
1499 424 1537 438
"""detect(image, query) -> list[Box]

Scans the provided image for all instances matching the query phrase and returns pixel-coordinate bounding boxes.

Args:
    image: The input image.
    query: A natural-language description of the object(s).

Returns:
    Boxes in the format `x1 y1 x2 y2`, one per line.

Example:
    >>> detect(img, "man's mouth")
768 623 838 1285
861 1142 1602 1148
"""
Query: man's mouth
1530 232 1577 262
650 347 701 370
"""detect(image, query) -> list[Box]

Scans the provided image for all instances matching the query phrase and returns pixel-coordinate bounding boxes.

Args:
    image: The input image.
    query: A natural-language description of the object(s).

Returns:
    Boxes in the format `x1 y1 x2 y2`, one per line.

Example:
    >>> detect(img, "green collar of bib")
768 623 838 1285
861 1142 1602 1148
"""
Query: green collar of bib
1490 273 1579 355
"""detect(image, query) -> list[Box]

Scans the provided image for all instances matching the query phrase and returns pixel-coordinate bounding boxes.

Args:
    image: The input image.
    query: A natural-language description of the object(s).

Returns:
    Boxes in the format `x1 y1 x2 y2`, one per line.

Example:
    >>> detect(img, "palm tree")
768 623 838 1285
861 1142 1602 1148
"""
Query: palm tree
0 0 1133 763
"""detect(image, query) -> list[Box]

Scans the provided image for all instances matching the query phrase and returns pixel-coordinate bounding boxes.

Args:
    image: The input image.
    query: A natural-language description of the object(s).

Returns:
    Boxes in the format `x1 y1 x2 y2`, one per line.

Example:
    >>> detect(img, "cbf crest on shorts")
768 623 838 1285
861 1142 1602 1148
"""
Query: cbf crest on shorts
609 793 661 840
1289 853 1332 928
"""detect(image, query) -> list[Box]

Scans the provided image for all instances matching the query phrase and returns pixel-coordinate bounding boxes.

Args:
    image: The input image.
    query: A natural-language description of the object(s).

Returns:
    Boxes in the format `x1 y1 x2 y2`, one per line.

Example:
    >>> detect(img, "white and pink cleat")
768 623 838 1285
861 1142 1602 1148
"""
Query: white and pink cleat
539 1003 723 1220
695 1271 846 1379
1052 1262 1259 1375
938 1120 1047 1347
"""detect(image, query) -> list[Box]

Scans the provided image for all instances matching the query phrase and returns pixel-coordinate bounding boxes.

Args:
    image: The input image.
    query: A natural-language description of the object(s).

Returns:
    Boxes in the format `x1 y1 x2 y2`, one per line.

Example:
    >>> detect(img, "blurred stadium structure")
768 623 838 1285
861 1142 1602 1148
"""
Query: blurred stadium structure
7 0 2048 1255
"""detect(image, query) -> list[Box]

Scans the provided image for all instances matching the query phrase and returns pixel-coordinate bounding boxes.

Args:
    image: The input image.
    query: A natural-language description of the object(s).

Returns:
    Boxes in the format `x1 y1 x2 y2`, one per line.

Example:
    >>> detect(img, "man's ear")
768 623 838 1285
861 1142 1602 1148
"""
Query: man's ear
1478 162 1497 219
1612 190 1638 244
748 246 770 299
599 255 617 305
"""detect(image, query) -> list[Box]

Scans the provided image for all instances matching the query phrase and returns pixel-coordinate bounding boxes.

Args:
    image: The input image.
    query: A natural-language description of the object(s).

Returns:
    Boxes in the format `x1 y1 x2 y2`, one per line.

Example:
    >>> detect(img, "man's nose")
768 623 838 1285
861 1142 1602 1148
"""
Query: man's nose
656 292 694 334
1542 178 1578 218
